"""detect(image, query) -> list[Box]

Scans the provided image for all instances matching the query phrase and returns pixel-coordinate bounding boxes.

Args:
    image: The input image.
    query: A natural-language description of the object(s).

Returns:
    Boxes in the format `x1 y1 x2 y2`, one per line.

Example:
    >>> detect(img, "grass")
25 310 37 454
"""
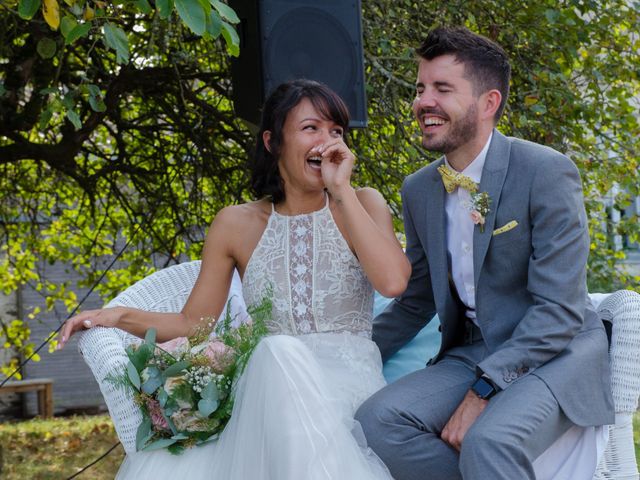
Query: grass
0 414 125 479
635 413 640 464
1 412 640 478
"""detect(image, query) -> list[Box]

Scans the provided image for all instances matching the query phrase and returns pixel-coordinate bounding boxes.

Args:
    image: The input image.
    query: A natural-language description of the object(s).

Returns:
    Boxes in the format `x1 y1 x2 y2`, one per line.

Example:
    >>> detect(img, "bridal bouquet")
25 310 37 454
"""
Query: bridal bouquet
107 297 270 454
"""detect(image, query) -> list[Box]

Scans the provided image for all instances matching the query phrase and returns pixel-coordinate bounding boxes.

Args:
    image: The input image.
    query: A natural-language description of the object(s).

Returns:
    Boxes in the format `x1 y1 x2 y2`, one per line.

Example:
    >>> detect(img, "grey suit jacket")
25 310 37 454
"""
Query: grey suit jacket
373 130 614 427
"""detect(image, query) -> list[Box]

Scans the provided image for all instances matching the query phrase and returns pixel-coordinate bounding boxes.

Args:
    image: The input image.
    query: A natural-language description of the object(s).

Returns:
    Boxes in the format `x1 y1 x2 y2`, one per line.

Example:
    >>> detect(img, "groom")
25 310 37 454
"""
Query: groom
356 27 613 479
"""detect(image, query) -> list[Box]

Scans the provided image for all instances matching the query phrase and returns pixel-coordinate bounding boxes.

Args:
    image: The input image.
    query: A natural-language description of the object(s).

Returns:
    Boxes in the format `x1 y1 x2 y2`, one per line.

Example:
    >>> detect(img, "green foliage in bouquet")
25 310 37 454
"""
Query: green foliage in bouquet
106 294 271 454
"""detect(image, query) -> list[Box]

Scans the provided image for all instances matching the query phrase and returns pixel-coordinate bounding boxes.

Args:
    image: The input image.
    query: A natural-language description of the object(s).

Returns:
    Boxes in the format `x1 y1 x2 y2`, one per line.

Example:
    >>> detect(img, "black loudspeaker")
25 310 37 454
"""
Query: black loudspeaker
230 0 368 128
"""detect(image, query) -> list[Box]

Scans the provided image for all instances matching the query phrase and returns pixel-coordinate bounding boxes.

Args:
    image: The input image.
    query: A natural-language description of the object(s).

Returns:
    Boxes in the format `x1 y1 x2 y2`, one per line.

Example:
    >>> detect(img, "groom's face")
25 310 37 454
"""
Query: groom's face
412 55 480 154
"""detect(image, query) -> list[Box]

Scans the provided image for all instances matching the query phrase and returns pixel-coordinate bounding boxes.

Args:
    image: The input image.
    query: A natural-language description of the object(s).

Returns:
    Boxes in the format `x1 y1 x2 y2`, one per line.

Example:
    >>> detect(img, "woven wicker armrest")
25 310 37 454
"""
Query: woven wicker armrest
78 326 142 453
593 289 640 480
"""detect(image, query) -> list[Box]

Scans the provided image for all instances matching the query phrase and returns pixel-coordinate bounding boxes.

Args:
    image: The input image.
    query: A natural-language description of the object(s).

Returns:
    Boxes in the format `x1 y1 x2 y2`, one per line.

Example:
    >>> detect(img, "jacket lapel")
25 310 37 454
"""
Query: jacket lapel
425 158 450 304
473 130 511 288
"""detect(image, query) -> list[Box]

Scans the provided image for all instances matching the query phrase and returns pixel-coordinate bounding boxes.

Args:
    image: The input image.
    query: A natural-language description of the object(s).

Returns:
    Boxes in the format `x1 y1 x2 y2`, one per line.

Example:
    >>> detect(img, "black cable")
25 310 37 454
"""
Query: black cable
1 170 180 387
65 441 122 479
0 227 141 388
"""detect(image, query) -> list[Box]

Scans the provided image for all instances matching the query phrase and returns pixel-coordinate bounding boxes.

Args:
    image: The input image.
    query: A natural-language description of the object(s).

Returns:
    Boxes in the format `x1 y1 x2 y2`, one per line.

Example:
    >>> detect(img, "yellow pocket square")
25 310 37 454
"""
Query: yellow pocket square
493 220 519 236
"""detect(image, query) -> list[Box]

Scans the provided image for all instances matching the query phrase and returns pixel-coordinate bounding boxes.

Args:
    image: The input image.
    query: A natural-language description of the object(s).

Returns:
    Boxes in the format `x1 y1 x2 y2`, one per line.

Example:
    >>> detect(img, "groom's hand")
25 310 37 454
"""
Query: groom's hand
441 390 488 451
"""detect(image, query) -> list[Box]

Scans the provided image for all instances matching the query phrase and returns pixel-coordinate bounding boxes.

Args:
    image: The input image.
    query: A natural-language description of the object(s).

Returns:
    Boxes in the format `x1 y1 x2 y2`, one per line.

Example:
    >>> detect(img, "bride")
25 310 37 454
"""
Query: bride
60 79 411 479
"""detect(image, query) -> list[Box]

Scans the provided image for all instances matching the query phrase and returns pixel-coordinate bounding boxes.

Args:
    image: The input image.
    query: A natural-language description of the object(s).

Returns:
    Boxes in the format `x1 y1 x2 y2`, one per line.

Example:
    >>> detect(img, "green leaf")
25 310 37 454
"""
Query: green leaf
156 0 174 19
197 397 219 417
198 380 219 416
205 10 222 38
126 343 152 371
103 23 129 64
220 21 239 56
66 109 82 129
545 9 560 23
18 0 41 19
211 0 239 23
37 38 57 59
157 387 169 407
142 438 178 451
141 365 163 394
60 15 77 39
135 0 153 14
135 416 153 451
65 22 91 45
126 361 141 389
0 83 6 97
175 0 207 36
87 85 106 113
162 360 190 378
38 107 53 129
144 328 157 346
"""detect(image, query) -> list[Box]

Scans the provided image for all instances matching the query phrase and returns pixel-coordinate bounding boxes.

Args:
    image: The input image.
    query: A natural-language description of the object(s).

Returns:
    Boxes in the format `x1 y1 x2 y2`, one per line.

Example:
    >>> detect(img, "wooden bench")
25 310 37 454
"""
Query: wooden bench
0 378 54 417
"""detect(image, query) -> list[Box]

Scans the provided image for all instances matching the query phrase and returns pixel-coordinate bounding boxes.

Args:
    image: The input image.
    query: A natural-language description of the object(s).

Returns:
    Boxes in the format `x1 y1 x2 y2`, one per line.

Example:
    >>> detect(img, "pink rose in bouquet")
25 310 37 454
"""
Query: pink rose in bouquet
146 398 169 431
159 336 189 353
204 340 236 373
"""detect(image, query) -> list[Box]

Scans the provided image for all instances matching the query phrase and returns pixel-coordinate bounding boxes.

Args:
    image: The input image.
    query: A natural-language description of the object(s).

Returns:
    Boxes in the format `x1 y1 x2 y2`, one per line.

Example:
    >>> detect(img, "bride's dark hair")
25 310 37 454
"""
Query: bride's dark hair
251 79 350 203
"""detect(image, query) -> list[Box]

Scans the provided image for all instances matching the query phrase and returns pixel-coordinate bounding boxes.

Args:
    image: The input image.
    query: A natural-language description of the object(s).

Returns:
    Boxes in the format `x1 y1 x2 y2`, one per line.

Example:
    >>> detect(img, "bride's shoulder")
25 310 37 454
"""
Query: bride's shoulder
211 200 271 232
355 187 389 210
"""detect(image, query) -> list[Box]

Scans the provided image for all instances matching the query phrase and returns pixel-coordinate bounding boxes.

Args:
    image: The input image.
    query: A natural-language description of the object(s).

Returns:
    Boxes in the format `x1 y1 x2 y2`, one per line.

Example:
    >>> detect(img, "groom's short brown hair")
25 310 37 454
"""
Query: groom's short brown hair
417 27 511 122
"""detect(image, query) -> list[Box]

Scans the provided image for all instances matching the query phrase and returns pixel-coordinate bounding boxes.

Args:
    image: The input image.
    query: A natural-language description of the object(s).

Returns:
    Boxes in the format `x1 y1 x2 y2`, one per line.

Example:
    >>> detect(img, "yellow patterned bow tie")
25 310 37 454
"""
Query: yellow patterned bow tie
437 165 478 194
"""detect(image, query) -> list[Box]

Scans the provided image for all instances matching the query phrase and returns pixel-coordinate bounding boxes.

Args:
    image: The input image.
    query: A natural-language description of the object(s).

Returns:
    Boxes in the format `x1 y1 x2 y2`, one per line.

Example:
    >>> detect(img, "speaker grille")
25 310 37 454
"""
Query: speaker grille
263 8 356 100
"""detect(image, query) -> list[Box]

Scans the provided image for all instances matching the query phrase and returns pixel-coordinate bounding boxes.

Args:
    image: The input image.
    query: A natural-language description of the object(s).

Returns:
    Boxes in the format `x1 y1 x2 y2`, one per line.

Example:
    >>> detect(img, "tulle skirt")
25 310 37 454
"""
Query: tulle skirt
116 333 392 479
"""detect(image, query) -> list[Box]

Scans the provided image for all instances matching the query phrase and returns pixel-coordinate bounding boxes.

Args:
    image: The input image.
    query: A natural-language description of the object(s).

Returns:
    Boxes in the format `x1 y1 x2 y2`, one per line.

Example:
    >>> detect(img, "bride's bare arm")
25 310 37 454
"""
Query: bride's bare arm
316 140 410 297
337 187 410 298
58 206 241 347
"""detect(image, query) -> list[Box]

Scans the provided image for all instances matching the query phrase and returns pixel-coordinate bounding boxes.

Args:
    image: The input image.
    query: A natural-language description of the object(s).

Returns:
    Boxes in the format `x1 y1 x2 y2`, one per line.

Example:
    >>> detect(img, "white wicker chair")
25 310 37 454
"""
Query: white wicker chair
78 261 640 478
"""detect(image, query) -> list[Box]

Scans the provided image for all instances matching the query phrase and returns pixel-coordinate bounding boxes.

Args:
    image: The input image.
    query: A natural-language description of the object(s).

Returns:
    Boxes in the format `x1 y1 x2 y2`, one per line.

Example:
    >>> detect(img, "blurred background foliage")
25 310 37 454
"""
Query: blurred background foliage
1 0 639 377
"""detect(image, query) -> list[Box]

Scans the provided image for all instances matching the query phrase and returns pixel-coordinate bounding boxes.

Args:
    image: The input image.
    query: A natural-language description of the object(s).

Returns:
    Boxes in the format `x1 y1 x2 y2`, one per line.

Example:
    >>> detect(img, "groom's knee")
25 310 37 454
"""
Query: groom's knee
355 390 407 454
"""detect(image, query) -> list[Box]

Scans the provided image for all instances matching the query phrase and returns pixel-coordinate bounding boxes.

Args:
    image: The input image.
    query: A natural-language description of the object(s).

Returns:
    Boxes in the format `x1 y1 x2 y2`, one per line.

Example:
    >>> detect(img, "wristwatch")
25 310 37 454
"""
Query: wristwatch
471 376 497 400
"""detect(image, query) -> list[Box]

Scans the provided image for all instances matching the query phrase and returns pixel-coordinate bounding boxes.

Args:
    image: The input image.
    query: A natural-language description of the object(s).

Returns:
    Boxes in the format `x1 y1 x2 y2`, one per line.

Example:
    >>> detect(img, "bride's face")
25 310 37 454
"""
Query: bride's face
275 98 345 194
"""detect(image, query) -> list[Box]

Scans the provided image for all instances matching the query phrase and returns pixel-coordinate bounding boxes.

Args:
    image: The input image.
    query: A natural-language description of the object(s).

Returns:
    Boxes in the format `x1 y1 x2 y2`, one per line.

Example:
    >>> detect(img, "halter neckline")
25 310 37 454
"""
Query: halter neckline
271 192 329 218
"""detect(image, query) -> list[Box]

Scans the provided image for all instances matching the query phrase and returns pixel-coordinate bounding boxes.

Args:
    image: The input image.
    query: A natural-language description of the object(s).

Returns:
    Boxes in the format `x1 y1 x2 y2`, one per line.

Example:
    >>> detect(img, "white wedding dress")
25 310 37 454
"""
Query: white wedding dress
116 200 393 479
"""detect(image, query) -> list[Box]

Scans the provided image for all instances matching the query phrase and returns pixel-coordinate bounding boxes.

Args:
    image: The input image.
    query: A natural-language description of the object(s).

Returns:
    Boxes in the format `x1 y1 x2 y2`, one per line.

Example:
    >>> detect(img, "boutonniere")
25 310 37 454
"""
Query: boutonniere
469 191 491 233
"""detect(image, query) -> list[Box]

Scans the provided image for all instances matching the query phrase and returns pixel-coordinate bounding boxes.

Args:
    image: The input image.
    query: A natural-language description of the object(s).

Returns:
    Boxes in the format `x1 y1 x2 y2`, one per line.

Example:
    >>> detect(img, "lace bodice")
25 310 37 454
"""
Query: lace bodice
242 200 374 338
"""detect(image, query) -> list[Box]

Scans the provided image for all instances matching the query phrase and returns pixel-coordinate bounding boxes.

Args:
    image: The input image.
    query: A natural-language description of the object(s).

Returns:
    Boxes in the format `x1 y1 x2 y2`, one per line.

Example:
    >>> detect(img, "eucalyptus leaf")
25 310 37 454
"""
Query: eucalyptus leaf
157 387 169 407
144 328 157 346
142 438 178 452
127 361 141 389
135 417 153 451
141 366 163 394
162 360 190 378
201 380 219 402
197 397 219 417
127 343 152 371
198 380 220 416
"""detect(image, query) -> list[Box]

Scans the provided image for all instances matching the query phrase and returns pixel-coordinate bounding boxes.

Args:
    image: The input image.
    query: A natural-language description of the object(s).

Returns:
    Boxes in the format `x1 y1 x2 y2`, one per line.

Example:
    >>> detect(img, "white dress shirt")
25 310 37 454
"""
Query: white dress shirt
444 133 492 322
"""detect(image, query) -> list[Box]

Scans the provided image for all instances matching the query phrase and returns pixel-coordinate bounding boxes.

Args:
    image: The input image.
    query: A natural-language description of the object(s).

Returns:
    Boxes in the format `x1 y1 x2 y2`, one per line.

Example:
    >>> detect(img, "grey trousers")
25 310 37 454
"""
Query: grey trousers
355 339 573 480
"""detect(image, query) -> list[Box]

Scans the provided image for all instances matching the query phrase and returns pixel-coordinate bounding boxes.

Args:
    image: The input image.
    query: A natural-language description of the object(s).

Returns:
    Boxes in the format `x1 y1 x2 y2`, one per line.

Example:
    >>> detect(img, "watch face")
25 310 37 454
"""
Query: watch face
472 378 495 399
